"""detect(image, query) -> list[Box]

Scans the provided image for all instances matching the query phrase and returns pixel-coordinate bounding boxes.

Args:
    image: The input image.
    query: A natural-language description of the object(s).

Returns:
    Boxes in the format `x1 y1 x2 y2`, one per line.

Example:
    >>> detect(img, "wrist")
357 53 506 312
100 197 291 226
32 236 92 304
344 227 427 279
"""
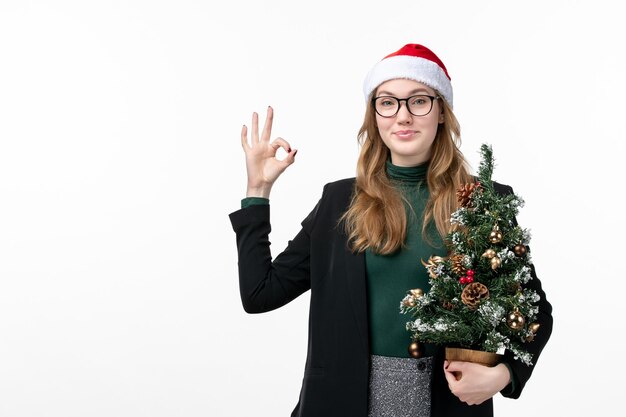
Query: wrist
493 363 512 390
246 184 272 198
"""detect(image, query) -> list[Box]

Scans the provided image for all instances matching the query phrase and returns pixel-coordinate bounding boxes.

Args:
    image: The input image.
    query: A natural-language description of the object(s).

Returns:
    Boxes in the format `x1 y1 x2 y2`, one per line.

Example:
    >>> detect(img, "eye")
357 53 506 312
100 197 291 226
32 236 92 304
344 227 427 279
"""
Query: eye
379 98 396 107
410 96 428 106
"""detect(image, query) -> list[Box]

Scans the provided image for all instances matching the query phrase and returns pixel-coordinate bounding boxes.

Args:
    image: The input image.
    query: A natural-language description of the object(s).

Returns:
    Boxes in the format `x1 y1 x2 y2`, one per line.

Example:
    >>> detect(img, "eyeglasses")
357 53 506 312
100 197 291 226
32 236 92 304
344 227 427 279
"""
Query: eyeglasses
372 95 440 118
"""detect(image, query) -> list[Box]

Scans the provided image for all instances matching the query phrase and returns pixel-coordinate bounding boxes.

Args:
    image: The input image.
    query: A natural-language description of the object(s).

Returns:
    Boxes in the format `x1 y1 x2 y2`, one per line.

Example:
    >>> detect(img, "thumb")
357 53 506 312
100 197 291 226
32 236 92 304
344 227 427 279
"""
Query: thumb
443 366 458 385
445 361 463 373
283 148 298 165
445 361 463 382
275 149 297 175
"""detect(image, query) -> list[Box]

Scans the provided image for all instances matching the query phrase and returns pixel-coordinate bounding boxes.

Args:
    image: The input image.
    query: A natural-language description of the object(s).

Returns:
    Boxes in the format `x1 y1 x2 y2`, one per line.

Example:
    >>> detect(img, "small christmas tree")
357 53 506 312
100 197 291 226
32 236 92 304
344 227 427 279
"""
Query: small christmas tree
400 144 541 366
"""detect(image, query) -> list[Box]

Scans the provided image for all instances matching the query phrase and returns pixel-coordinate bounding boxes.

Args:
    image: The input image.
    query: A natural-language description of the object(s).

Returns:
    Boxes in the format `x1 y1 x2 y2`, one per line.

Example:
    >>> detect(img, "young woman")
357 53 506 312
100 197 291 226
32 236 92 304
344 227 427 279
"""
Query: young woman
230 43 552 417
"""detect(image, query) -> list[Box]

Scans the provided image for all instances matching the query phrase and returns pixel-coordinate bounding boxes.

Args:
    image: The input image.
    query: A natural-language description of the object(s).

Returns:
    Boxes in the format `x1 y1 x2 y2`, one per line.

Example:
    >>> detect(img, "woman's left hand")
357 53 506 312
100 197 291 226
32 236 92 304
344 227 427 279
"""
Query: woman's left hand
443 361 511 405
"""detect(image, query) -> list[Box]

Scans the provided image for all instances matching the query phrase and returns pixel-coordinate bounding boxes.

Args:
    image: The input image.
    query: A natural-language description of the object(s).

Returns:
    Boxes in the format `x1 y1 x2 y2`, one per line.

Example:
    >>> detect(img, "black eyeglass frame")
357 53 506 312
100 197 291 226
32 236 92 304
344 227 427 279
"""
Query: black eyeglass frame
372 95 441 118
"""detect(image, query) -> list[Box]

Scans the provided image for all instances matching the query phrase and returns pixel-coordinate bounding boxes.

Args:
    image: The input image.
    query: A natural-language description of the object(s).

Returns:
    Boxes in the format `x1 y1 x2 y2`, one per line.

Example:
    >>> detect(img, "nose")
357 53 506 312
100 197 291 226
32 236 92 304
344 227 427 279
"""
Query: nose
396 101 413 124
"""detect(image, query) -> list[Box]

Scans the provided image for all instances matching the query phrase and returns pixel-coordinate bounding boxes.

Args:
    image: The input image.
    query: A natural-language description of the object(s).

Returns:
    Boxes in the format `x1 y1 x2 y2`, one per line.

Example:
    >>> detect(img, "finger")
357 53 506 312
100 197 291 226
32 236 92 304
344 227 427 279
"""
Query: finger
287 149 298 165
260 106 274 142
251 112 259 143
270 137 292 154
443 368 457 386
241 124 250 150
445 361 462 373
445 362 463 382
282 149 298 166
444 368 463 384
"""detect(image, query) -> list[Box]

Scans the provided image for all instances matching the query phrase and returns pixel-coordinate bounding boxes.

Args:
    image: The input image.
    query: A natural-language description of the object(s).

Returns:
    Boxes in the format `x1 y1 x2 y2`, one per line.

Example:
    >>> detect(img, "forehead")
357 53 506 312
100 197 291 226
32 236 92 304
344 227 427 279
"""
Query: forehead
375 79 436 96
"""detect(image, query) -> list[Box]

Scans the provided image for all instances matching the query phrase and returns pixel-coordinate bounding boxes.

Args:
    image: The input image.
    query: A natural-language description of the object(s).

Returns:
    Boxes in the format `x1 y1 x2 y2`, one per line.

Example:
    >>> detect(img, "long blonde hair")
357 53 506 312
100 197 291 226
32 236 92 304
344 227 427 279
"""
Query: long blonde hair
341 94 472 255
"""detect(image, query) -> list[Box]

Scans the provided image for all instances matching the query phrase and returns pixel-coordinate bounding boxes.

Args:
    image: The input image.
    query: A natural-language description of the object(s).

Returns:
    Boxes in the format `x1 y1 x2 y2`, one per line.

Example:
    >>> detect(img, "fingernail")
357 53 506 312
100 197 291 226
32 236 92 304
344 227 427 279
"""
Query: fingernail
293 150 298 156
288 148 292 153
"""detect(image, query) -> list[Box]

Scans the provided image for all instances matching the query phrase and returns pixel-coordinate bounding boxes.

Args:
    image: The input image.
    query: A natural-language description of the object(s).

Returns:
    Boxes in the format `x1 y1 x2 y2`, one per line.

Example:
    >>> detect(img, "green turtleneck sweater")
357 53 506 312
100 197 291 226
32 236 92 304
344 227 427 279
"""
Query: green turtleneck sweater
365 161 447 358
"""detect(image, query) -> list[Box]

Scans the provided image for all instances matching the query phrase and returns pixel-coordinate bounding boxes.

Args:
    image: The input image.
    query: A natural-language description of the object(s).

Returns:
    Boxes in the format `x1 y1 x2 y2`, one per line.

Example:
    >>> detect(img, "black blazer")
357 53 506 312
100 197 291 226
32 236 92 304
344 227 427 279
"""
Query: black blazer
229 178 553 417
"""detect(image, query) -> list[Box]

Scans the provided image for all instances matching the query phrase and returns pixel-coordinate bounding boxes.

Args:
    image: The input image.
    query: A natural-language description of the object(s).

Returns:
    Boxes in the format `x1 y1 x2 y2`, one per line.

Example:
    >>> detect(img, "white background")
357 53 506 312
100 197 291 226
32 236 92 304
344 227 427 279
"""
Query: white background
0 1 623 416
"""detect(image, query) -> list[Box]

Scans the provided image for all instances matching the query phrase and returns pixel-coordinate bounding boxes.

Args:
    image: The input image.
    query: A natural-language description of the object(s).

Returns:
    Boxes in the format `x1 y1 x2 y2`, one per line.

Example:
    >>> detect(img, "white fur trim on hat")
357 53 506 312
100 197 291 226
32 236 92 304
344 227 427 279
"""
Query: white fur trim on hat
363 55 453 108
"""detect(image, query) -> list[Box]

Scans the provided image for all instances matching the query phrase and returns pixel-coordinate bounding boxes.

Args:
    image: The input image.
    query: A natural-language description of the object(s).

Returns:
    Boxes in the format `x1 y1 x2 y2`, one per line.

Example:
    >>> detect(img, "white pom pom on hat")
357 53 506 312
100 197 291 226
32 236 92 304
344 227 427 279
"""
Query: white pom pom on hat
363 43 453 108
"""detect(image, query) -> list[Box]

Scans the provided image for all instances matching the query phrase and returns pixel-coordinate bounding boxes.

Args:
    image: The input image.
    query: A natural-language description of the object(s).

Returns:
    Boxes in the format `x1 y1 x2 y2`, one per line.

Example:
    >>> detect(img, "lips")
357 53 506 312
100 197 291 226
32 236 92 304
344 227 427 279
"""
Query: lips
394 130 417 140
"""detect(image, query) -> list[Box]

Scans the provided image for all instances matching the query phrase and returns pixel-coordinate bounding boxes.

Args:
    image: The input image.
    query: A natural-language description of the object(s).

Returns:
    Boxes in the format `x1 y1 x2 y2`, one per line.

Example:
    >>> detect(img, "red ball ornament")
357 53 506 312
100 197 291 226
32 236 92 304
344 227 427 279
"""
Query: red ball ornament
466 269 474 277
466 276 474 283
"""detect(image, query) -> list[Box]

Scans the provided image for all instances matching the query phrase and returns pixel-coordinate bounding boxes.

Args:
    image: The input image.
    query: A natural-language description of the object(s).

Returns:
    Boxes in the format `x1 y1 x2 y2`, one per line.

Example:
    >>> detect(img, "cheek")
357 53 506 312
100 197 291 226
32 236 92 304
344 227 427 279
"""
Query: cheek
375 116 392 133
422 114 441 131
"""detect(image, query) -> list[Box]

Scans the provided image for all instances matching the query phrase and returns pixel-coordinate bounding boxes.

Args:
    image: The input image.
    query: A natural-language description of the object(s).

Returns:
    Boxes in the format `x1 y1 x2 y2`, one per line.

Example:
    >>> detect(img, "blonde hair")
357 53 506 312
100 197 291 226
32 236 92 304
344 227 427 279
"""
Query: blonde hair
341 95 472 255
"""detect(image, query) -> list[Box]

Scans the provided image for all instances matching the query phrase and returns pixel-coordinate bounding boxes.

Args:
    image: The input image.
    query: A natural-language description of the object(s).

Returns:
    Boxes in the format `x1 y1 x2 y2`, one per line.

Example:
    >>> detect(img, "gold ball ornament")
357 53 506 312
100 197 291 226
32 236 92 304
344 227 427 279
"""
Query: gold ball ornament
490 256 502 270
410 288 424 298
408 341 424 358
514 244 527 256
506 309 526 330
482 249 497 259
489 230 503 244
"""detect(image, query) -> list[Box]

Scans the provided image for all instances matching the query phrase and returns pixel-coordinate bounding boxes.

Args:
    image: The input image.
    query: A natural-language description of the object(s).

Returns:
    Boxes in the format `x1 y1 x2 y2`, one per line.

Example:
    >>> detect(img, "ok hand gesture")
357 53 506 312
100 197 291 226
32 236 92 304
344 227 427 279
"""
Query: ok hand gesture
241 107 297 198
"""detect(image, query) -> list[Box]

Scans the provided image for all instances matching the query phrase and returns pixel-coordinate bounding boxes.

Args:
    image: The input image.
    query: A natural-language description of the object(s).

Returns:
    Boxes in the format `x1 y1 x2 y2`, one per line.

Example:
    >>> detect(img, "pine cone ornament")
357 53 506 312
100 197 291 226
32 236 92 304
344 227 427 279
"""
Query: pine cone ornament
457 183 477 208
461 282 490 309
450 254 466 276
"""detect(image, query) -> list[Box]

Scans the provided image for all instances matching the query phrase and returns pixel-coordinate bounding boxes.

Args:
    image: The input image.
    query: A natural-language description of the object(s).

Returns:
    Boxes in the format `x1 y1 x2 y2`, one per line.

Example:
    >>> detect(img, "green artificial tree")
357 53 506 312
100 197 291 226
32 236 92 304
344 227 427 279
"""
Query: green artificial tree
400 144 541 366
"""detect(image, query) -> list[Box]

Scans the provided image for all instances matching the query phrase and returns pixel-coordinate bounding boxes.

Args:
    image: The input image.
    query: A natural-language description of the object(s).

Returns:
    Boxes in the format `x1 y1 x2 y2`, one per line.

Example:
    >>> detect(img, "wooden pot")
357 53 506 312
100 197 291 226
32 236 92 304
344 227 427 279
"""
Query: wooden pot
445 347 502 367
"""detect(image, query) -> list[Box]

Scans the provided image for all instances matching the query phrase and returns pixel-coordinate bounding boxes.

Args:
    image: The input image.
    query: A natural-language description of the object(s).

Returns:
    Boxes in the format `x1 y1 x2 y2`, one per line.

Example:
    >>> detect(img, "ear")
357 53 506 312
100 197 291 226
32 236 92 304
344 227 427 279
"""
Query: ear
438 112 445 124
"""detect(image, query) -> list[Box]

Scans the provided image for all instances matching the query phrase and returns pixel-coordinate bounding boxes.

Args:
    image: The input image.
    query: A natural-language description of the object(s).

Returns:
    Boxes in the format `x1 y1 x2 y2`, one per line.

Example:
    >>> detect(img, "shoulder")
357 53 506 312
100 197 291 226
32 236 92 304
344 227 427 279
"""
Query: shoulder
471 176 515 196
318 177 356 209
301 177 355 232
318 177 356 211
322 177 356 195
492 180 514 196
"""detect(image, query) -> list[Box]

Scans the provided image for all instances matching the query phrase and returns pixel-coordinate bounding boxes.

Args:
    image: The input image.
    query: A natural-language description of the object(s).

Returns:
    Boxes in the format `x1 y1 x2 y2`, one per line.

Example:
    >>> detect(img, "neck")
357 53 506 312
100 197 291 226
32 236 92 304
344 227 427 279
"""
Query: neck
386 159 428 184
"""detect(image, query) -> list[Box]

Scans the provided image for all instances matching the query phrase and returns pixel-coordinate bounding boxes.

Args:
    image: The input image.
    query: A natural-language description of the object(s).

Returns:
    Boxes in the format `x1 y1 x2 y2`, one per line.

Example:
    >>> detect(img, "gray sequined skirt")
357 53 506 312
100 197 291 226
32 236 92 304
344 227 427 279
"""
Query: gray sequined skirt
368 354 433 417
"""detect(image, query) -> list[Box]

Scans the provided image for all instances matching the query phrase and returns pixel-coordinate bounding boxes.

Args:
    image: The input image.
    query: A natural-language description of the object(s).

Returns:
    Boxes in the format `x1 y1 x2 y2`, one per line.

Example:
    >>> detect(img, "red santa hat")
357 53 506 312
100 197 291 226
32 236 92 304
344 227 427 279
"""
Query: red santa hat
363 43 453 108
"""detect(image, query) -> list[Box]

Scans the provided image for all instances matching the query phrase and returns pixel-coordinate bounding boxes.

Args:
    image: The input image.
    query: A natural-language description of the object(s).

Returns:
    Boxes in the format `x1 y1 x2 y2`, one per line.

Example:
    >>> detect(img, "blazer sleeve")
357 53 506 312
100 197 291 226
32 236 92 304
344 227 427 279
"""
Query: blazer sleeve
228 188 324 314
495 183 554 399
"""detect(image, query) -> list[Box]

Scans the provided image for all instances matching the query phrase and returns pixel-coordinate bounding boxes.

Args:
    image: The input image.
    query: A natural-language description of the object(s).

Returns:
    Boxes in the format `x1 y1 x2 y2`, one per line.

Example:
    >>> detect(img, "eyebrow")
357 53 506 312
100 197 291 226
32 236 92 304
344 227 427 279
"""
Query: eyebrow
377 88 432 96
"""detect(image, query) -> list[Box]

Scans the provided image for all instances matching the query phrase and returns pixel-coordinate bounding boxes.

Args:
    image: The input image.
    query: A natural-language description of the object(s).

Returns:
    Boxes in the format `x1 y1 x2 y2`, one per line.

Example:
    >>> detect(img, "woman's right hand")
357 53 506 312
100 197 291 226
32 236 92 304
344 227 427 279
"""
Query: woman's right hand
241 106 297 198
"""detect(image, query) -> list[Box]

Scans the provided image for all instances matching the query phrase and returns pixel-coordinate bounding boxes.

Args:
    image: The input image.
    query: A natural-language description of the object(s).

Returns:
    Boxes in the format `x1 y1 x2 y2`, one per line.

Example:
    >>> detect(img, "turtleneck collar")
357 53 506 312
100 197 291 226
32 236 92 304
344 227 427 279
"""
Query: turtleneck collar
386 159 428 184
